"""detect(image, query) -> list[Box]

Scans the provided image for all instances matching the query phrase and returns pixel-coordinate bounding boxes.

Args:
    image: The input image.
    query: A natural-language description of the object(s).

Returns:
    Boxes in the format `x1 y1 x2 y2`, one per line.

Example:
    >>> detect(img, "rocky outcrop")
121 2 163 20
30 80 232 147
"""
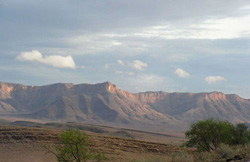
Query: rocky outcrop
0 82 14 99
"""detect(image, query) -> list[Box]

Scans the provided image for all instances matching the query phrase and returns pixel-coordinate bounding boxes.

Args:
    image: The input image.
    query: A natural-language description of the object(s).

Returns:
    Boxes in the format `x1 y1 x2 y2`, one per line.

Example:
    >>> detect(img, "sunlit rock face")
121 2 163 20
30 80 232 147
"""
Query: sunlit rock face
0 82 14 99
204 92 227 100
0 81 249 132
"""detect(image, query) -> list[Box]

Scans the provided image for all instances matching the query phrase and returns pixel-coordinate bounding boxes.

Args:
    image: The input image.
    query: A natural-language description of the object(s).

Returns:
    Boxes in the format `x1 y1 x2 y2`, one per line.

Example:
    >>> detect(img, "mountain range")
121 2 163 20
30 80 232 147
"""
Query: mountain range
0 81 249 132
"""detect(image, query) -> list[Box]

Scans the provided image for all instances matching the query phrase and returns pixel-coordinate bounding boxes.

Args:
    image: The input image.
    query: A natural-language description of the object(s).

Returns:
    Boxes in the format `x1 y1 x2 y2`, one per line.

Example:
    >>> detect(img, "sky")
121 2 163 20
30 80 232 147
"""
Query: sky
1 0 250 98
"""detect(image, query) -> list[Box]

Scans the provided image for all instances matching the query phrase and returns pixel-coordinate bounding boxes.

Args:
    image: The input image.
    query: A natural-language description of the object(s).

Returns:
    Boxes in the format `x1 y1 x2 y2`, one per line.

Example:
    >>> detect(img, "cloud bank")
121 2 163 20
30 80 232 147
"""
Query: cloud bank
174 68 190 78
17 50 76 69
205 76 226 84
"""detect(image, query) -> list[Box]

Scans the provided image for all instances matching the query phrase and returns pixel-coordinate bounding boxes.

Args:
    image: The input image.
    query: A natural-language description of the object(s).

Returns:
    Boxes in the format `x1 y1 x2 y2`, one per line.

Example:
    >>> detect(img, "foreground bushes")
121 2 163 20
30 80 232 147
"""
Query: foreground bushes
193 144 250 162
129 144 250 162
44 119 249 162
130 119 250 162
183 119 250 161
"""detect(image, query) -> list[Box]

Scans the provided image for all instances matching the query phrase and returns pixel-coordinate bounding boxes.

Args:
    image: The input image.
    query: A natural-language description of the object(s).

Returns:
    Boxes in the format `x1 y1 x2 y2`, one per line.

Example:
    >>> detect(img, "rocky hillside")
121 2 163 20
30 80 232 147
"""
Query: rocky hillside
0 81 249 132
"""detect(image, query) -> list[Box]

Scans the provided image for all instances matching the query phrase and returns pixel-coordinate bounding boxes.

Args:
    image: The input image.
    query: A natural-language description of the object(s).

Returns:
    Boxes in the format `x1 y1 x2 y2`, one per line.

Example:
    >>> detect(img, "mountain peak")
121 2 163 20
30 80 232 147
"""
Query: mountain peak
63 83 74 89
102 81 118 93
102 81 114 86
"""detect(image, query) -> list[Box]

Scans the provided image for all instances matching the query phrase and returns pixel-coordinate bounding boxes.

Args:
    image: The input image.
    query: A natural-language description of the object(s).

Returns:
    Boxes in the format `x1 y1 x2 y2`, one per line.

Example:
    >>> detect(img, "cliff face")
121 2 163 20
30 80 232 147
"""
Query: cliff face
0 81 249 131
0 82 16 99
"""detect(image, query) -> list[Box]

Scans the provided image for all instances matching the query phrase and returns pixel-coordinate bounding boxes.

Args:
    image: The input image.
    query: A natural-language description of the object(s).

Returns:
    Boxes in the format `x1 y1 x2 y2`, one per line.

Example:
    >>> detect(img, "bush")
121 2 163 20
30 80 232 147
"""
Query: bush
185 119 250 152
231 123 249 145
193 144 250 162
46 129 106 162
214 144 236 159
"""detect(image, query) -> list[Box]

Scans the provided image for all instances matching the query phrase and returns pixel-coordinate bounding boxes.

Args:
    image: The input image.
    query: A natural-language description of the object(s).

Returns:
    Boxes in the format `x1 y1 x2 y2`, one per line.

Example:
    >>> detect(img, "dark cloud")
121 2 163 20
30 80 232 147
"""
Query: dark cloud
2 0 250 32
1 0 249 53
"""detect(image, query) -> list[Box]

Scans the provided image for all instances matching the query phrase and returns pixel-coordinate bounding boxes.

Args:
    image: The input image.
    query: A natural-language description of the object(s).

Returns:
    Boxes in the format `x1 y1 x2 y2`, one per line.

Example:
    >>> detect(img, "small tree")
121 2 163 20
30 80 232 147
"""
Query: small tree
47 129 106 162
185 119 250 152
231 123 249 145
185 119 234 152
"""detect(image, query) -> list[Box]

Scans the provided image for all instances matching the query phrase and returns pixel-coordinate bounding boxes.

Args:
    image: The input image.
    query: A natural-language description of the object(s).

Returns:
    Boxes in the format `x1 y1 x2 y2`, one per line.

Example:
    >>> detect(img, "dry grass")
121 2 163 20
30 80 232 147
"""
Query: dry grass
0 126 189 162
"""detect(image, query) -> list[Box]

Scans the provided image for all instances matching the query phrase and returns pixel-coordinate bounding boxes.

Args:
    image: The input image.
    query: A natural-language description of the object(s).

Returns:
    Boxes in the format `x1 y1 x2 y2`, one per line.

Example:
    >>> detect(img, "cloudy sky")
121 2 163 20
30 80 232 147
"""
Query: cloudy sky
1 0 250 98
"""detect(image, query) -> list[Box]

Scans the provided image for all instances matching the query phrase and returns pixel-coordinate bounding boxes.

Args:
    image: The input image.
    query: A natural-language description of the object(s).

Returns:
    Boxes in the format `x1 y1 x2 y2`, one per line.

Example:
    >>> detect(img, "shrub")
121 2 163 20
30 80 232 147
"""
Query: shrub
214 144 236 159
46 129 106 162
231 123 249 145
185 119 250 152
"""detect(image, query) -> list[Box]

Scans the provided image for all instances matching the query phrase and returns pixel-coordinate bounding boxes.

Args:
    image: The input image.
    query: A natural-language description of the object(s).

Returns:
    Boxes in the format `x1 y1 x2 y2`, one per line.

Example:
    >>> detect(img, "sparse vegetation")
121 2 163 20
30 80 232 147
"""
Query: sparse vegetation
171 151 194 162
0 123 249 162
129 157 169 162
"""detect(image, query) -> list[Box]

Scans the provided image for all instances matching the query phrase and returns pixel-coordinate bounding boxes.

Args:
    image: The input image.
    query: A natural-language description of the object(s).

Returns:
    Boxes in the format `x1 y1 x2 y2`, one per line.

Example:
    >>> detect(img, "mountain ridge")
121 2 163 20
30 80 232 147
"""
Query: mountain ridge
0 81 246 99
0 81 249 132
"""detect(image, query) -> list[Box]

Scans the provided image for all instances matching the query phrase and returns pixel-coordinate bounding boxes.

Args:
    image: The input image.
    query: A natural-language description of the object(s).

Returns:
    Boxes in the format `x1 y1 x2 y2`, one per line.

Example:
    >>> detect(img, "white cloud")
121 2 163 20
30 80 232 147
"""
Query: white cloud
16 50 43 61
17 50 76 69
190 15 250 39
108 59 148 71
111 41 122 46
174 68 190 78
117 14 250 40
115 70 134 76
129 60 148 71
117 59 125 66
104 63 114 69
205 76 226 84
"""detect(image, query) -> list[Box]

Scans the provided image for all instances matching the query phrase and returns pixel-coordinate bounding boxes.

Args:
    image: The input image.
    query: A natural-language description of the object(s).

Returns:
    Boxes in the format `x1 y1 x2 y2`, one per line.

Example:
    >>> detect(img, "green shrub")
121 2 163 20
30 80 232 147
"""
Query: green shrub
46 129 107 162
185 119 250 152
231 123 249 145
